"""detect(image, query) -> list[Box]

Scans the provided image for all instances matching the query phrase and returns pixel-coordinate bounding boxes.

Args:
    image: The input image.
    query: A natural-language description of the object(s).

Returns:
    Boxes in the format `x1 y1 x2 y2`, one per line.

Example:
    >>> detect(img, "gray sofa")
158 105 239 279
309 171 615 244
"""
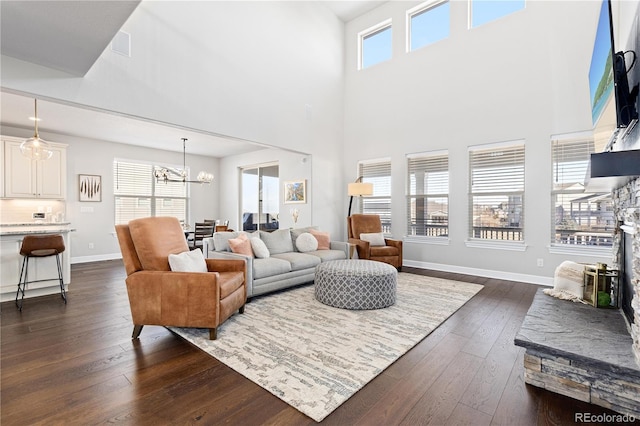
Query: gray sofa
203 227 350 298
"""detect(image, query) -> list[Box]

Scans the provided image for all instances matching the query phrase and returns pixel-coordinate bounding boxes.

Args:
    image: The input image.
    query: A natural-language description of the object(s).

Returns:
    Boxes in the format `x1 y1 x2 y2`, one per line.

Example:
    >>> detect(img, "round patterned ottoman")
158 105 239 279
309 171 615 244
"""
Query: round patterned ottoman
314 259 397 310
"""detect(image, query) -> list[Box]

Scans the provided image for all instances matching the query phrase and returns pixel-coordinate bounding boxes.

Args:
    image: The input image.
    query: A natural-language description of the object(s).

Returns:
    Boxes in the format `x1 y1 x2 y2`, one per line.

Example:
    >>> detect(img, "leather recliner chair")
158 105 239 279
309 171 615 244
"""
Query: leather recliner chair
115 216 246 340
347 214 403 270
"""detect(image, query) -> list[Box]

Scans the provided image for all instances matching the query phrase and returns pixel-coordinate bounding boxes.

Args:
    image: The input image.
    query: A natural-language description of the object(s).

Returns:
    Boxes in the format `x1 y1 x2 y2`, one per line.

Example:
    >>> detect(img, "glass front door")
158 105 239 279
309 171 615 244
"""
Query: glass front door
241 163 279 232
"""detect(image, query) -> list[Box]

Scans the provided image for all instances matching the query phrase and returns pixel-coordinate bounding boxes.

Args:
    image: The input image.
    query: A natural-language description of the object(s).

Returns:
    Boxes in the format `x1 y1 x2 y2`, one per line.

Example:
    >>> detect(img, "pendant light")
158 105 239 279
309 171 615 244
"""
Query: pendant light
154 138 214 184
20 99 53 160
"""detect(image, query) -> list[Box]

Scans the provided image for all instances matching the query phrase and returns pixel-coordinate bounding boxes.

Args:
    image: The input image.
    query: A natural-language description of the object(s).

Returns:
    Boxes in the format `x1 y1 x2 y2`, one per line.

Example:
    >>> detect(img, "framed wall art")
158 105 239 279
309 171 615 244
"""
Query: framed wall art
284 180 306 204
79 174 102 202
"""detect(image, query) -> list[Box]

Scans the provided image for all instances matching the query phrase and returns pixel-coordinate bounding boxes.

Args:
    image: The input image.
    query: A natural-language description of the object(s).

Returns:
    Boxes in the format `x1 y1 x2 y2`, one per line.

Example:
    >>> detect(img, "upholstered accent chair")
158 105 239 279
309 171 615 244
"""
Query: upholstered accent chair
347 214 403 270
115 216 246 340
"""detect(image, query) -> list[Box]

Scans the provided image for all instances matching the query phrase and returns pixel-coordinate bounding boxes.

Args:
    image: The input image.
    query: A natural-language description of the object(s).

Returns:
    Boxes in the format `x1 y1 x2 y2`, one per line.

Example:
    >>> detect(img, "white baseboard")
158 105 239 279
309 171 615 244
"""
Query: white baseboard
71 253 122 264
68 254 552 286
403 259 553 287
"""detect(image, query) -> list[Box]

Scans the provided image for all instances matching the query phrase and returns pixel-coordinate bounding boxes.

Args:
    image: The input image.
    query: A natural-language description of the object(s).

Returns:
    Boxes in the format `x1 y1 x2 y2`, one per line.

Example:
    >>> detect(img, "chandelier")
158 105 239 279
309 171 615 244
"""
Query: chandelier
154 138 214 184
20 99 53 160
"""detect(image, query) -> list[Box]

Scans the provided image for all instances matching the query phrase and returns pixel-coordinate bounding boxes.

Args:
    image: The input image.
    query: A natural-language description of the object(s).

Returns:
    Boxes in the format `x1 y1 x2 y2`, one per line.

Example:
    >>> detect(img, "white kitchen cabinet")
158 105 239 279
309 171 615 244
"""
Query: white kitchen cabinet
3 137 67 199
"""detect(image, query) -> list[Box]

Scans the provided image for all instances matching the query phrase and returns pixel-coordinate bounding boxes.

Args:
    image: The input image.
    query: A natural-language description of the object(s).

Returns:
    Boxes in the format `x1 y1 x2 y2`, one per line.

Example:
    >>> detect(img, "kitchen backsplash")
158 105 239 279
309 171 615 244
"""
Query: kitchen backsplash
0 199 66 223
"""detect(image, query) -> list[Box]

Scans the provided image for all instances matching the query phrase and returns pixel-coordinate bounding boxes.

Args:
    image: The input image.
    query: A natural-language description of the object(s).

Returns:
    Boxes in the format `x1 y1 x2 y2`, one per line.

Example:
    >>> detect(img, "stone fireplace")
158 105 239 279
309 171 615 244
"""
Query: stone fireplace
612 177 640 367
514 179 640 417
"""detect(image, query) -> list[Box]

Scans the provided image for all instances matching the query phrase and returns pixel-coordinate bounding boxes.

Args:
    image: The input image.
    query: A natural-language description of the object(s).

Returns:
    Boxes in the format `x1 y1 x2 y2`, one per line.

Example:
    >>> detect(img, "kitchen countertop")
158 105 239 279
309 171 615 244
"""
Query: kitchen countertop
0 223 75 236
1 222 71 227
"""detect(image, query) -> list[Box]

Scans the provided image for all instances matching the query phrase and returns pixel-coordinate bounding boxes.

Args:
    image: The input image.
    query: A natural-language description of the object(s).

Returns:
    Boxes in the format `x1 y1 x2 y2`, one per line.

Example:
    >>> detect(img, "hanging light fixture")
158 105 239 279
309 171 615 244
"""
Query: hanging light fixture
154 138 214 184
20 99 53 160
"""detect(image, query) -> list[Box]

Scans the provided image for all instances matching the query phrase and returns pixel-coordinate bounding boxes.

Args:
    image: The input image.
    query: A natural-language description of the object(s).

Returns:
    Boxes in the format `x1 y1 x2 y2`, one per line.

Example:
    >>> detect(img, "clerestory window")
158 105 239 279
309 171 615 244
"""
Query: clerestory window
469 0 525 28
407 0 450 52
358 20 392 69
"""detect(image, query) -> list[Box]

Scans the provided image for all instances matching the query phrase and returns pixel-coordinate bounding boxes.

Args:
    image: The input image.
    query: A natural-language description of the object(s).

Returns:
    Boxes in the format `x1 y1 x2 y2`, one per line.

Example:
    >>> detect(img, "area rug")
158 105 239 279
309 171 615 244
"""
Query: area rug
169 273 483 422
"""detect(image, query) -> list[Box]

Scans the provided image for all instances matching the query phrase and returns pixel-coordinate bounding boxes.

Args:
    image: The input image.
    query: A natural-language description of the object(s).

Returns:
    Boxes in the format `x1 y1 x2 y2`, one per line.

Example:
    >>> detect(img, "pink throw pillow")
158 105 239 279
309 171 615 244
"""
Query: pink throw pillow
228 234 254 257
310 229 330 250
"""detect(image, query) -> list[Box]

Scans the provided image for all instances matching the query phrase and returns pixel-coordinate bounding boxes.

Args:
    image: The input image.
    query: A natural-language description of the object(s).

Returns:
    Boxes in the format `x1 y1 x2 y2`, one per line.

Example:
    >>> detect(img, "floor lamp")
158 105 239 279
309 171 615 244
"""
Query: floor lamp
347 177 373 217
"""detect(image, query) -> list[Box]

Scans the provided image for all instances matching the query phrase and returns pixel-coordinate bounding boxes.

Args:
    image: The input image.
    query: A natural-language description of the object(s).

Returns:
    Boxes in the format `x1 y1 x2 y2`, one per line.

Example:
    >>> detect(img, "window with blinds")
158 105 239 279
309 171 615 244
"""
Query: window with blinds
551 138 613 247
358 159 392 233
113 160 189 225
469 141 524 241
407 151 448 237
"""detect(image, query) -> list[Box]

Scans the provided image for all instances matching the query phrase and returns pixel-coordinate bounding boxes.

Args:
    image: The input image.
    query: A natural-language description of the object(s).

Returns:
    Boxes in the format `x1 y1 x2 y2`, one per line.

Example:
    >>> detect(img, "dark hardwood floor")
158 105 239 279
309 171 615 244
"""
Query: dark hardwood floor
1 261 626 425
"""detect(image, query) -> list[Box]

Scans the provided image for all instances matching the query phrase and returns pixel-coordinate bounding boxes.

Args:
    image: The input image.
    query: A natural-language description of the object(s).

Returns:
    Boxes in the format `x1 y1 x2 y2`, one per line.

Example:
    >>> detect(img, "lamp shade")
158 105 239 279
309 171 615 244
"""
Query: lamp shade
348 182 373 196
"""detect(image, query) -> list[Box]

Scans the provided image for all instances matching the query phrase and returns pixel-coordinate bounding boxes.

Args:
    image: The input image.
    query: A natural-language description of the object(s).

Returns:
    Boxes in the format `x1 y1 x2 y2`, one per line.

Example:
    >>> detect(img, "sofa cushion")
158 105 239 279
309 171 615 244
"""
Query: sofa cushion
250 237 270 258
295 232 318 252
168 248 208 272
306 249 346 262
213 231 244 252
252 257 292 279
259 229 293 255
272 252 321 271
309 229 330 250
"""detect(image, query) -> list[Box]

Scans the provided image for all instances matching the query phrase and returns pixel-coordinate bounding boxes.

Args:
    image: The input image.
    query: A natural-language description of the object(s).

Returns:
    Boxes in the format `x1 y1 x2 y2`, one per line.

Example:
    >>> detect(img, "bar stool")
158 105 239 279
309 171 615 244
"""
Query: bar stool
16 234 67 311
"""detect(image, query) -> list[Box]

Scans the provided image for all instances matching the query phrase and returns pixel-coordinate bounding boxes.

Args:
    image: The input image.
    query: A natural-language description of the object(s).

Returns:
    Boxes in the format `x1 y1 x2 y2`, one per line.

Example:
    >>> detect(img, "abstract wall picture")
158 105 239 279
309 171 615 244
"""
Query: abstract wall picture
284 180 306 204
79 174 102 202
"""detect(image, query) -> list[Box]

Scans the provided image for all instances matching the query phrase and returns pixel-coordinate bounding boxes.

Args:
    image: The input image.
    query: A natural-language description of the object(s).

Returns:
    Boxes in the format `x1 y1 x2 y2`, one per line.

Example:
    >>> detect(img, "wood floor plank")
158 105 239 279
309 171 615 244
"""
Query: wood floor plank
0 260 626 425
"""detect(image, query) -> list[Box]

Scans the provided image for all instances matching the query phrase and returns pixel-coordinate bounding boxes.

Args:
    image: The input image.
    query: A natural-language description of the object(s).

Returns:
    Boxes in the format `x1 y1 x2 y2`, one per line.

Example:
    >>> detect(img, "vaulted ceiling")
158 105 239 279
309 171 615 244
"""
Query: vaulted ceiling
0 1 384 156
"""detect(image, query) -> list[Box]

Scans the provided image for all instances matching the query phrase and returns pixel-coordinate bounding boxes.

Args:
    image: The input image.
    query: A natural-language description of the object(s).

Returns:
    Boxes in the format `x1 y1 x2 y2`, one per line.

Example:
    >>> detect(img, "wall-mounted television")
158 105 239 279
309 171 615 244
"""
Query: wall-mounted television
589 0 638 128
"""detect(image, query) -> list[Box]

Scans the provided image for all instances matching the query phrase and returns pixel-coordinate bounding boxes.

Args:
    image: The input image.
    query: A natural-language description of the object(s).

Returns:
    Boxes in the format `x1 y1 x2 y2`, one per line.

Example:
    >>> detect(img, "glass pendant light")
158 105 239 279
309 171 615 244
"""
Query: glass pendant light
20 99 53 160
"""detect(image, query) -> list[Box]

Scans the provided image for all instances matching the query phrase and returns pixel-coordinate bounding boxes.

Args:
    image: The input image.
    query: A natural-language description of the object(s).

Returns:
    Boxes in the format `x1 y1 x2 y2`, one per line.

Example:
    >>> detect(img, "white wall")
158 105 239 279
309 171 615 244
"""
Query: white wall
219 148 316 230
1 1 346 259
343 1 612 283
1 125 219 263
0 1 345 162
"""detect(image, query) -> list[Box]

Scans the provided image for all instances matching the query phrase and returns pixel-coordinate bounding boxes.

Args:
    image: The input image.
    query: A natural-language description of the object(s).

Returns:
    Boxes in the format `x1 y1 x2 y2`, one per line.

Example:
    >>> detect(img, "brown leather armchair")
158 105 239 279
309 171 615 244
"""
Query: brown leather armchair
347 214 403 270
115 216 246 340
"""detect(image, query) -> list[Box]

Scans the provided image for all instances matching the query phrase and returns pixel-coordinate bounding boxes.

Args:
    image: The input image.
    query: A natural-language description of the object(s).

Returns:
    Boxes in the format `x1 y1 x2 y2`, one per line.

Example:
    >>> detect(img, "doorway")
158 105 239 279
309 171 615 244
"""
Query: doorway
241 163 279 232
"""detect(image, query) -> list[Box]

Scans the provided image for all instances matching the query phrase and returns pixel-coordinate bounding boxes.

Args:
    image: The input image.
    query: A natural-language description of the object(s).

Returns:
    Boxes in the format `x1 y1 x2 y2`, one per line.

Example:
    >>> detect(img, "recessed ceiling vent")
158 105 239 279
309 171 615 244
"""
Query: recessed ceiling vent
111 30 131 57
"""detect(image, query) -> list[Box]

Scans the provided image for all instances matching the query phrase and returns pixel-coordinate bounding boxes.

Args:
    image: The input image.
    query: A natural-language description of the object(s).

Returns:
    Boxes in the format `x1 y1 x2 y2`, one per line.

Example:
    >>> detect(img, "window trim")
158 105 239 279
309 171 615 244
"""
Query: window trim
357 19 392 70
406 0 449 52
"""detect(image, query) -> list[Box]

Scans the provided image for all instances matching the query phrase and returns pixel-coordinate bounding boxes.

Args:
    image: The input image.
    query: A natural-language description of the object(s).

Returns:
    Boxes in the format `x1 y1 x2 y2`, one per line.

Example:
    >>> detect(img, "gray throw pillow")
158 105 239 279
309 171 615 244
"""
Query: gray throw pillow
213 231 243 252
259 229 293 255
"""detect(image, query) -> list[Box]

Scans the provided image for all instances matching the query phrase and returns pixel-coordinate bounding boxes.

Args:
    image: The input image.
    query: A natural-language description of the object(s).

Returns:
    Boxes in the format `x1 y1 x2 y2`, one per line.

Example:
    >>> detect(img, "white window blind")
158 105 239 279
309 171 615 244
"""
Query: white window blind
469 142 524 241
358 159 392 233
551 139 613 247
407 151 449 237
113 160 188 225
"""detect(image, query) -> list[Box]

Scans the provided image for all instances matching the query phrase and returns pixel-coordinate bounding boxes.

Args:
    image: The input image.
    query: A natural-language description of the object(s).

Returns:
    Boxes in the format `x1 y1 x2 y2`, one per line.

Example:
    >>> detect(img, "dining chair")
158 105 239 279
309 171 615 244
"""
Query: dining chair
191 222 215 250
